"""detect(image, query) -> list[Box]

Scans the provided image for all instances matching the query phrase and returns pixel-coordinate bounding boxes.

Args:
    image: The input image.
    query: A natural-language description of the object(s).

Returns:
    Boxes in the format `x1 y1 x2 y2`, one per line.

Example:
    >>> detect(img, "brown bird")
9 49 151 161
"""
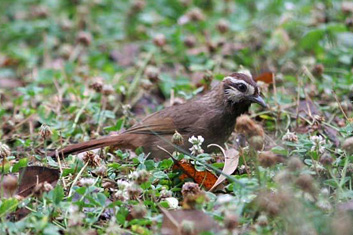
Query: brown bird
51 73 266 159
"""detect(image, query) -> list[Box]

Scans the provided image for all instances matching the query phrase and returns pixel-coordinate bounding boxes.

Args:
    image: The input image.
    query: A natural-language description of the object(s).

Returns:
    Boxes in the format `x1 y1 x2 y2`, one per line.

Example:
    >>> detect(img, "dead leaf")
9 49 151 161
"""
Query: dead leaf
209 148 239 191
7 207 31 222
297 100 320 117
322 125 340 147
174 160 217 191
160 208 220 235
255 72 274 84
16 166 60 197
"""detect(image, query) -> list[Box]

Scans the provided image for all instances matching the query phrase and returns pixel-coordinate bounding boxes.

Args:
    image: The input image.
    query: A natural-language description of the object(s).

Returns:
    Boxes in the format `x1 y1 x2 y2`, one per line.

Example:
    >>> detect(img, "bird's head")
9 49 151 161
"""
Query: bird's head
222 73 267 108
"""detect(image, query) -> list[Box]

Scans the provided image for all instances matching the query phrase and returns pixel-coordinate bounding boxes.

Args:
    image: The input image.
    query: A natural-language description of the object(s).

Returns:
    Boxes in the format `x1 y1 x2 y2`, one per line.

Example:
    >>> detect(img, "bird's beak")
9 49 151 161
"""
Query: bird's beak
249 95 267 108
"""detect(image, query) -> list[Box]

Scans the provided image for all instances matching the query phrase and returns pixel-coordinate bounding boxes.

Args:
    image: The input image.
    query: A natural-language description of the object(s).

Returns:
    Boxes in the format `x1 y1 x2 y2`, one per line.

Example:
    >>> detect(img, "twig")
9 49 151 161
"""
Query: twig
158 206 180 230
72 94 94 131
332 90 349 121
68 161 89 198
55 150 66 188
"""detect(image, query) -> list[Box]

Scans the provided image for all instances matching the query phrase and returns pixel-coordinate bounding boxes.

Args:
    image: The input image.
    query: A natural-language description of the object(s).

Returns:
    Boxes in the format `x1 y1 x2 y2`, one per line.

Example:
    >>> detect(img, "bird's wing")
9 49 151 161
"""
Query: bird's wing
124 102 206 135
124 117 178 135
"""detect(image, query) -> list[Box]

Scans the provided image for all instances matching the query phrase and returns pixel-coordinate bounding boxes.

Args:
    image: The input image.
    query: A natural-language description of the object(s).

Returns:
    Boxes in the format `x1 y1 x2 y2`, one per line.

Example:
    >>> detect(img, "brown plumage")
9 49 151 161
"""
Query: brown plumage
50 73 266 159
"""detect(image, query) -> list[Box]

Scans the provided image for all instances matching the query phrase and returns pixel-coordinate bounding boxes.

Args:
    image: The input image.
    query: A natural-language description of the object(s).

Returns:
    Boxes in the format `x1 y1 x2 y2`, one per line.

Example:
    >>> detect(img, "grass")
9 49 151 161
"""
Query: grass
1 0 353 234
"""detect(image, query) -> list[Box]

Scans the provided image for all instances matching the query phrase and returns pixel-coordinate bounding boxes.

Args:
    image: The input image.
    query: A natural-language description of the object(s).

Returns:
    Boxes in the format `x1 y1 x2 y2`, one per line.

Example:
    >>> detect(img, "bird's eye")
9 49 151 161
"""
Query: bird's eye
236 83 247 92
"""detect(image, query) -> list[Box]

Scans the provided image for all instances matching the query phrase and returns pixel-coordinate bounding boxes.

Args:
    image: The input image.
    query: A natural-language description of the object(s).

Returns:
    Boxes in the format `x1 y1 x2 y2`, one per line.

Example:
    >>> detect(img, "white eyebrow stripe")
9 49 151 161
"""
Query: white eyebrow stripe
223 77 255 95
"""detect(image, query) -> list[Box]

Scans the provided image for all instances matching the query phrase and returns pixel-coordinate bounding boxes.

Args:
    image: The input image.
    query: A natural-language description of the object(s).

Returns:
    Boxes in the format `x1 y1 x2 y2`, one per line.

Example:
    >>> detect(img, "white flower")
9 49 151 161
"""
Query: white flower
0 142 11 158
310 135 325 153
115 190 129 201
188 135 204 155
188 135 204 145
189 145 204 155
310 135 324 144
188 136 198 144
79 178 95 187
129 171 139 180
117 180 131 190
67 205 85 227
216 194 235 204
165 197 179 209
68 205 79 214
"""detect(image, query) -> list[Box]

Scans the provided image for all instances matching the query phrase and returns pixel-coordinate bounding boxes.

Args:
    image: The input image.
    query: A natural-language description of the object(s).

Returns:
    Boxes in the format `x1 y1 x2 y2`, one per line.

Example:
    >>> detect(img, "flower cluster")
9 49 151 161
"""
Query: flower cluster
0 142 11 158
188 135 204 155
114 179 143 201
310 135 325 154
282 130 298 142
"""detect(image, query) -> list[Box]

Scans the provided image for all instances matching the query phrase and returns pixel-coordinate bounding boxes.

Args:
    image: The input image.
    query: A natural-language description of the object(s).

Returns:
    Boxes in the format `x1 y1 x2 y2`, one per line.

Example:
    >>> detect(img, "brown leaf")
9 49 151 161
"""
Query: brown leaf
174 160 217 190
297 100 320 117
7 207 31 222
210 148 239 191
255 72 274 84
160 208 220 235
322 125 340 147
16 166 60 197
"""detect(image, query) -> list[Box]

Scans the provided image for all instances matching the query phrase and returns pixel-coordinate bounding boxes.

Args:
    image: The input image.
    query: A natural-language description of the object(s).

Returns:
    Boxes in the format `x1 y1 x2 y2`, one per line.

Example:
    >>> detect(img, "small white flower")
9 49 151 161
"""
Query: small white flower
197 136 204 143
188 135 205 155
67 205 85 227
189 145 204 155
217 194 235 204
129 171 139 180
188 136 198 144
165 197 179 209
68 205 79 214
0 142 11 158
115 190 129 201
178 15 190 25
117 180 131 190
310 135 324 143
79 178 95 187
310 135 325 153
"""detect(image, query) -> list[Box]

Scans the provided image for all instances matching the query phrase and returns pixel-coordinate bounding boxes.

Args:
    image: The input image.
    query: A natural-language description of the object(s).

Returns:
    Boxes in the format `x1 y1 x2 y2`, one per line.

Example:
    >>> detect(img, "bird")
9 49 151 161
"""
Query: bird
50 72 266 159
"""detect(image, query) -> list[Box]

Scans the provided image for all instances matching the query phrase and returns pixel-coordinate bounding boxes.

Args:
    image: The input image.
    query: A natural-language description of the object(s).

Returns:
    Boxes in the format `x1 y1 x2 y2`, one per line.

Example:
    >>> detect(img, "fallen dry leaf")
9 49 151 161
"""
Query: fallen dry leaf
160 208 220 235
173 160 218 191
209 148 239 191
7 207 31 222
297 100 320 117
16 166 60 197
323 125 340 147
255 71 274 84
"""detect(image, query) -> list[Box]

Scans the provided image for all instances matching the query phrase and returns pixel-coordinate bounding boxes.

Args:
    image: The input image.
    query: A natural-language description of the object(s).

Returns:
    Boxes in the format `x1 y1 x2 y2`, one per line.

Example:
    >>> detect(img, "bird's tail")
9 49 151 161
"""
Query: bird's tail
49 135 126 158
